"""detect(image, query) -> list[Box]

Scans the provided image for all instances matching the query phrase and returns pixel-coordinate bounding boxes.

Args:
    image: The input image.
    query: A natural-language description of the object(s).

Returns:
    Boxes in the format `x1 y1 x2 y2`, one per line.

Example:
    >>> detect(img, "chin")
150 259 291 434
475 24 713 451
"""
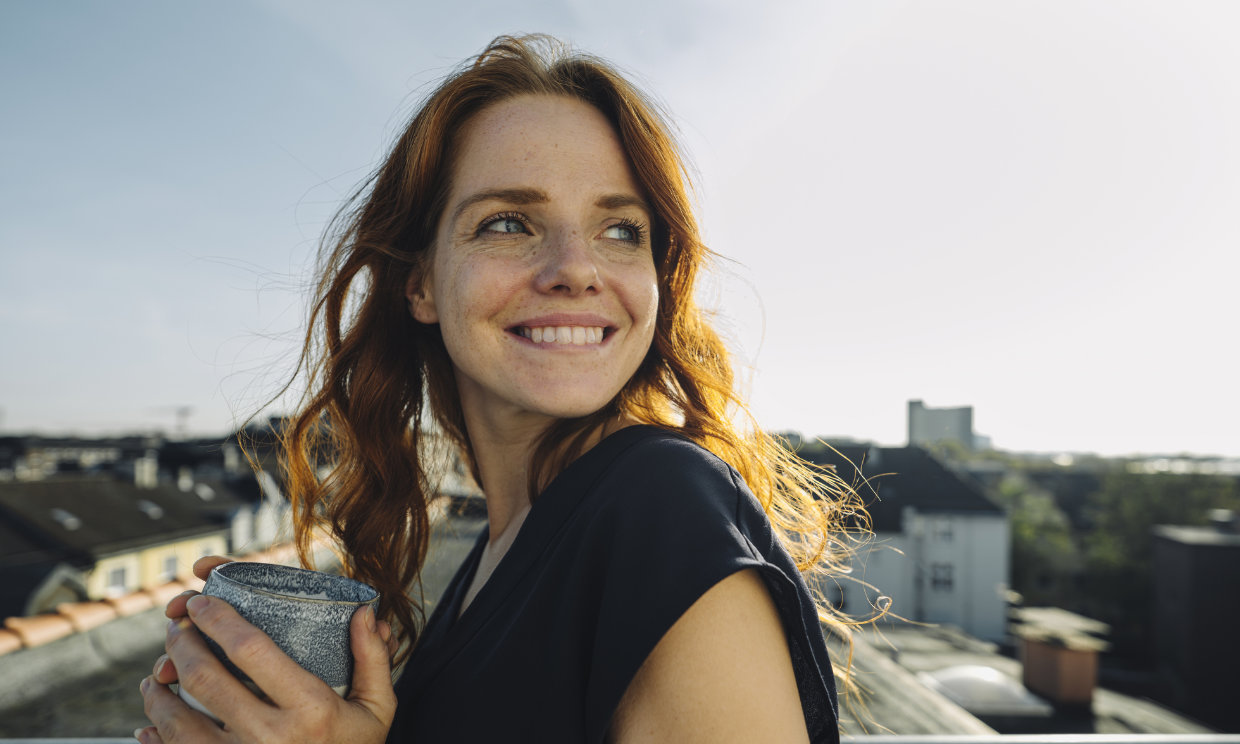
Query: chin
521 389 621 422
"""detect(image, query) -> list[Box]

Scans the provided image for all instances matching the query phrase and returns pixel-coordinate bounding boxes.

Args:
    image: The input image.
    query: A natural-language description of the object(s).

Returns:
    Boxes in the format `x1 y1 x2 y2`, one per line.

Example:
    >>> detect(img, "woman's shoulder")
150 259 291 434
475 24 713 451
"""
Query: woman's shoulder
579 425 772 558
592 426 746 507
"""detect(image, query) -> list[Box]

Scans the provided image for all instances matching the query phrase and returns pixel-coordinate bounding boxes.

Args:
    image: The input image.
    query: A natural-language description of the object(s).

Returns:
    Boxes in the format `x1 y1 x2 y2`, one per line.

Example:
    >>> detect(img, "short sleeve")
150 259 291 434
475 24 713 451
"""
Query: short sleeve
576 433 839 743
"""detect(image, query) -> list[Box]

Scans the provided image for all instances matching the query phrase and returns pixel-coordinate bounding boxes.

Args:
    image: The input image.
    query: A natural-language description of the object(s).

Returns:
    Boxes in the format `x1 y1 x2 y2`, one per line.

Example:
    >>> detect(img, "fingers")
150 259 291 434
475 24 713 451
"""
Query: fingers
164 614 269 728
193 555 233 581
153 654 179 686
347 605 398 726
164 591 199 620
133 725 164 744
183 595 326 711
164 556 230 620
140 673 225 743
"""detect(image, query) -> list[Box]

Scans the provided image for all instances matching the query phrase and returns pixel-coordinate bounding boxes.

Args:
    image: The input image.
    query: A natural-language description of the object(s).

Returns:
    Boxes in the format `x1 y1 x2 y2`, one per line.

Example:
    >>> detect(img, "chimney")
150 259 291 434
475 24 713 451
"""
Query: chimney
134 450 158 489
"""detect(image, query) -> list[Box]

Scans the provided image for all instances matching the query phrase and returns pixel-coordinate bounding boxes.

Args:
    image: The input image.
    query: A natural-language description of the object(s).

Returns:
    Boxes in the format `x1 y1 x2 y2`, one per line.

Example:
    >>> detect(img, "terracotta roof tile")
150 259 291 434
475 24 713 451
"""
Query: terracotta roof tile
106 592 154 616
0 628 22 655
4 613 74 647
145 580 189 607
56 600 118 631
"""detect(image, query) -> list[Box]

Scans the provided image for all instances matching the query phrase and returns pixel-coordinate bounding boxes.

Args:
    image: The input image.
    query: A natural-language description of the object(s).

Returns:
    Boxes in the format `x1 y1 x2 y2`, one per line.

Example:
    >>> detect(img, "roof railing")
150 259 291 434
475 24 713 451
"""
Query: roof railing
4 736 1240 744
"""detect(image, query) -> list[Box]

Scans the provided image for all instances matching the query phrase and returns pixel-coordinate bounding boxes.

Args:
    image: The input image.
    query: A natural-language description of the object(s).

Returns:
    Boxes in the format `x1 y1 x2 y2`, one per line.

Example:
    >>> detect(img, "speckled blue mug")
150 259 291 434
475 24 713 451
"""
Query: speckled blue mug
177 562 379 722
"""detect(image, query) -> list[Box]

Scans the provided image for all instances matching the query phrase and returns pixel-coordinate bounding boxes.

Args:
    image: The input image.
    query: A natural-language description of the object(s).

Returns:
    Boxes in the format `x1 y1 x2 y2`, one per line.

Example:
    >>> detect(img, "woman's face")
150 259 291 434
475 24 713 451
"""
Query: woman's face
409 95 659 432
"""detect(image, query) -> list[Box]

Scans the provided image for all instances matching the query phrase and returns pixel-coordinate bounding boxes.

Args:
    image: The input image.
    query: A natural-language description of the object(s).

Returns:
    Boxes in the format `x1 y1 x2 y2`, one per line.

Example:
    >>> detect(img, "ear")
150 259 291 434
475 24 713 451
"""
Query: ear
405 267 439 324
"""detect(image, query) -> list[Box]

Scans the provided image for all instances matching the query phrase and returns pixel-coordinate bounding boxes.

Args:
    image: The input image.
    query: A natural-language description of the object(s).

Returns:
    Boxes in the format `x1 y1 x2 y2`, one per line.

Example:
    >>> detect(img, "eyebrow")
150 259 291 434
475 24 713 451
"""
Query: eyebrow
450 188 548 225
449 188 653 225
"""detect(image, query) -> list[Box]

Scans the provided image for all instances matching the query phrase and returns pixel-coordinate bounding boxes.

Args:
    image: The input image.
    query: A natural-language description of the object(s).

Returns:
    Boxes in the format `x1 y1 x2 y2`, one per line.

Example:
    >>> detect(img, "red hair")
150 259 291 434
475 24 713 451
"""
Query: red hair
278 35 866 661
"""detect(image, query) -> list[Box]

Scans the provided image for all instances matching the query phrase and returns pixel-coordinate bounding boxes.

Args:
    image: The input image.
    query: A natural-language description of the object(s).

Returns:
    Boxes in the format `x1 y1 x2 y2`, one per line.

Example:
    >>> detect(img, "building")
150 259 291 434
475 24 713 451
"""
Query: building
805 443 1010 642
1152 509 1240 731
908 399 978 452
0 475 232 617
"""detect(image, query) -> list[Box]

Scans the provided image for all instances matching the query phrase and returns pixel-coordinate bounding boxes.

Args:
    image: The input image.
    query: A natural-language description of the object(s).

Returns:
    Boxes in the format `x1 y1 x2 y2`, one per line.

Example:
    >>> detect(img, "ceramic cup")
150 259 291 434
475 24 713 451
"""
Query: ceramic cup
176 562 379 723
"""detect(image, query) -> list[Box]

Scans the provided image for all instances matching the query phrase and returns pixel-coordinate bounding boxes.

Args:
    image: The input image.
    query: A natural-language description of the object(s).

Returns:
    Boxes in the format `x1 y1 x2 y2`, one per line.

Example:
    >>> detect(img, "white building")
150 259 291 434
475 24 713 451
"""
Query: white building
812 444 1010 642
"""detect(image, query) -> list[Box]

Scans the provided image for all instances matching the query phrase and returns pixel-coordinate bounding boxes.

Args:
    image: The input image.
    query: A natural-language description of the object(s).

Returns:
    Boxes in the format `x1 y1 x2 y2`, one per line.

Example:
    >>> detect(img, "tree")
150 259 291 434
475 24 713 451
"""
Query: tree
994 474 1081 605
1081 471 1240 660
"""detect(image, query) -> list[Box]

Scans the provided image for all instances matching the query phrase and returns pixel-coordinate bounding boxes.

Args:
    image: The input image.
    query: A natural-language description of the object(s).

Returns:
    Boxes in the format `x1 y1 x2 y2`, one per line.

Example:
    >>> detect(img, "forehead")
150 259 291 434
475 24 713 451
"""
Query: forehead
447 94 642 202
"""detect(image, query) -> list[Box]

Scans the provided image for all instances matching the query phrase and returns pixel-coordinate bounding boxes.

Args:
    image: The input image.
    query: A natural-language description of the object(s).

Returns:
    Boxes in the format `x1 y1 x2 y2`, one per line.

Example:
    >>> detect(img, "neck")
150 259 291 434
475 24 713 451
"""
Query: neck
459 417 534 542
460 408 631 544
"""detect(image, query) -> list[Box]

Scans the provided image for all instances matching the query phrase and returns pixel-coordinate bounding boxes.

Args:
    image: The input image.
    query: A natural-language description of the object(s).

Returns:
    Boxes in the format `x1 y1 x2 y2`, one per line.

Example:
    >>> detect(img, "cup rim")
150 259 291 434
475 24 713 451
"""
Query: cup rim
211 562 379 605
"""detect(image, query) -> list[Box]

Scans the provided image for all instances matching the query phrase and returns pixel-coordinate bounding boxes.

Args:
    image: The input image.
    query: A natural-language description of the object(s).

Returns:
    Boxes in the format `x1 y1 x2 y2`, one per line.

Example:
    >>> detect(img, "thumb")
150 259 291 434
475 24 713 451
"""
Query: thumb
347 605 397 723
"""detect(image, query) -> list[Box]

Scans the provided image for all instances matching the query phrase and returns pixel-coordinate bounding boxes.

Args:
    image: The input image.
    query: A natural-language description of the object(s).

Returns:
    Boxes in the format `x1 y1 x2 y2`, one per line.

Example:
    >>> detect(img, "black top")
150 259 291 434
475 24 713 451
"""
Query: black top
387 425 839 743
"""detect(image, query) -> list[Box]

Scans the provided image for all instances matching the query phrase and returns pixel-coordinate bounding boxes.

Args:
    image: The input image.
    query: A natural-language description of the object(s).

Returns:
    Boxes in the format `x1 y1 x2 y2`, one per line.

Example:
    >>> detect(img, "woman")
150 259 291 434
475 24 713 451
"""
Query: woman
139 34 859 743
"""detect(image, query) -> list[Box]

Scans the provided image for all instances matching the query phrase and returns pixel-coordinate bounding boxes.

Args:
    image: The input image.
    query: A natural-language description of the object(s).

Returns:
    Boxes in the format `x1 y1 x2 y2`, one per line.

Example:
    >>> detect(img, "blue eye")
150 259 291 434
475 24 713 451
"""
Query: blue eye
603 224 636 241
482 216 527 234
603 219 646 244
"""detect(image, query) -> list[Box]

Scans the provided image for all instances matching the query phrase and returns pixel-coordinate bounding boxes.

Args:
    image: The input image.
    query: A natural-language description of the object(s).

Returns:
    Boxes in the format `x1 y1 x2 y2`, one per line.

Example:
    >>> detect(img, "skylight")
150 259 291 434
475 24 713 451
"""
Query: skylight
136 499 165 519
50 507 82 531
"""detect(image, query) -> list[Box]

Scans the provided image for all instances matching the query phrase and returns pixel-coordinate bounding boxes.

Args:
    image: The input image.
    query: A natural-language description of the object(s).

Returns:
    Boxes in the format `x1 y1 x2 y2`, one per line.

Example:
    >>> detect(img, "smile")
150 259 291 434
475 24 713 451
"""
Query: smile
515 326 607 345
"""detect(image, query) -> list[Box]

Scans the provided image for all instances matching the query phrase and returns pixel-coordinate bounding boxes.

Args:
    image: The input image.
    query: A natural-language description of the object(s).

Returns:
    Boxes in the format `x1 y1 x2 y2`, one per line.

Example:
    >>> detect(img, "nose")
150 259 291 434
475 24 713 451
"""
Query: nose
534 226 600 296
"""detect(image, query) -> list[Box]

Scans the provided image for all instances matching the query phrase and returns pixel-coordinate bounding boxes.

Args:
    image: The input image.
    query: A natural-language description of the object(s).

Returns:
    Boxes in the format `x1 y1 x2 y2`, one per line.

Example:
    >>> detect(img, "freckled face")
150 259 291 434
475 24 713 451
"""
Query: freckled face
408 95 659 432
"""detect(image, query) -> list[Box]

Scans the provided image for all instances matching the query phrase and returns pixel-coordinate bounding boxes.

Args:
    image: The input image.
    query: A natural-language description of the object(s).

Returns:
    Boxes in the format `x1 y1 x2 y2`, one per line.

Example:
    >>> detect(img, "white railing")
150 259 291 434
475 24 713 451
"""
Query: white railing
3 736 1240 744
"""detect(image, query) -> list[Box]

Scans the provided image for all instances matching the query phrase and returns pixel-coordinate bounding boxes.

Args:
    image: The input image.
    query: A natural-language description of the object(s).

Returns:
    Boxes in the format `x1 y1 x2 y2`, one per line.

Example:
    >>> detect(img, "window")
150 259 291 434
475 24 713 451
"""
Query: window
930 563 954 592
106 566 129 596
935 518 954 542
160 554 179 583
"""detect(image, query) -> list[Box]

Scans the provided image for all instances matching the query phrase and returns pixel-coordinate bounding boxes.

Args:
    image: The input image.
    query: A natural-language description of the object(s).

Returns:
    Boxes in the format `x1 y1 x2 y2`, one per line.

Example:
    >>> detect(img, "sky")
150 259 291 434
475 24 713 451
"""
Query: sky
2 1 1238 457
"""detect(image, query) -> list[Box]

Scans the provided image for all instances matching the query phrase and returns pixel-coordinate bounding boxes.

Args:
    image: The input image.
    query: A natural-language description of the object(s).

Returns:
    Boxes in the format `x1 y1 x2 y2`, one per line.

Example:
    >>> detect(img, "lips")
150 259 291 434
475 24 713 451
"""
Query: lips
515 325 607 345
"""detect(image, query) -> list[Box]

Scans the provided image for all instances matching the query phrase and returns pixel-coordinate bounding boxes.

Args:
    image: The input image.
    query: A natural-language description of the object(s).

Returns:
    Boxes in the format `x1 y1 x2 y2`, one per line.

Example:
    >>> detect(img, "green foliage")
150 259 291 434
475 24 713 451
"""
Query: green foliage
1083 471 1240 570
996 474 1081 604
1080 471 1240 657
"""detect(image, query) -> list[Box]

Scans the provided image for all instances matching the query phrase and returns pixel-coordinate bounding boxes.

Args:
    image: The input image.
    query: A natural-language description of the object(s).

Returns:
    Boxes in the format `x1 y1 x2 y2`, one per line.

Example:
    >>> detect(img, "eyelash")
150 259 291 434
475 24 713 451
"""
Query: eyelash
477 211 529 237
475 212 649 245
612 217 648 245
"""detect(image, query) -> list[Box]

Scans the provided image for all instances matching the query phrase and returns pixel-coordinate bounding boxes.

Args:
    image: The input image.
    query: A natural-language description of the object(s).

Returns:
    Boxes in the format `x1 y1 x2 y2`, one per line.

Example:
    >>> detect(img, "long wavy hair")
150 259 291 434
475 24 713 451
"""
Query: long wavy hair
280 34 868 663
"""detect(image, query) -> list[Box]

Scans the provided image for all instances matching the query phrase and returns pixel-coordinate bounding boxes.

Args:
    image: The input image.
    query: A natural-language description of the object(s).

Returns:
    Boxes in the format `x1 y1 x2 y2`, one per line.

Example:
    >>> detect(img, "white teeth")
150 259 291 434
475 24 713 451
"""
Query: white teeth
520 326 606 346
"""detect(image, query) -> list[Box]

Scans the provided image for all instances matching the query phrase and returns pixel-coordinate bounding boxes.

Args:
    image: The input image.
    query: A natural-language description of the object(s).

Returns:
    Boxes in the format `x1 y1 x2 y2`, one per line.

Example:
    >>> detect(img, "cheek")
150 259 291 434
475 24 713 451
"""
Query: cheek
435 258 524 332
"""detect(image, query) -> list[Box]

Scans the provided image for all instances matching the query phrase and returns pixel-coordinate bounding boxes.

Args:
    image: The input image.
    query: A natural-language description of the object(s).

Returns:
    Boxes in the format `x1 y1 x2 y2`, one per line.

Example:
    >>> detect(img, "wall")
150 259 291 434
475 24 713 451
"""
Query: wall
86 535 228 599
136 535 229 587
908 400 975 451
848 510 1009 642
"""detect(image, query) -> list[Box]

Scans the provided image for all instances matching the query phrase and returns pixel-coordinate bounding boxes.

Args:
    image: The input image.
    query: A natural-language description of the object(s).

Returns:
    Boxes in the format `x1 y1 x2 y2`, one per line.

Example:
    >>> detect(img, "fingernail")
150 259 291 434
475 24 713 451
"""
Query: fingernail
153 654 168 676
365 605 377 633
134 727 145 742
186 595 209 614
140 676 151 694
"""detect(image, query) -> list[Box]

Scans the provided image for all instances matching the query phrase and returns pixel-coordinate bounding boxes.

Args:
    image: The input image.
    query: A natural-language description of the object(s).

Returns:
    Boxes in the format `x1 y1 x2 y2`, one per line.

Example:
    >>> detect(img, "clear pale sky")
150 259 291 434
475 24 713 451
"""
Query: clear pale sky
2 1 1237 457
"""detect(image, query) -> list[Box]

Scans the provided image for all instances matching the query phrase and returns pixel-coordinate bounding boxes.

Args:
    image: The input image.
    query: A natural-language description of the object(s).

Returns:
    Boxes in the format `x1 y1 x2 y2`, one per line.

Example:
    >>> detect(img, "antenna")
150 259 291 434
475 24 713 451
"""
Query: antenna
146 406 194 439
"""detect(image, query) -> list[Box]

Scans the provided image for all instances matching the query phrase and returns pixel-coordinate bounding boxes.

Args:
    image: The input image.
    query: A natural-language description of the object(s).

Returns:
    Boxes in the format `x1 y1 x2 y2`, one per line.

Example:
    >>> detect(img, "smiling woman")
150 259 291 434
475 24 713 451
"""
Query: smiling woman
137 34 864 744
409 95 660 428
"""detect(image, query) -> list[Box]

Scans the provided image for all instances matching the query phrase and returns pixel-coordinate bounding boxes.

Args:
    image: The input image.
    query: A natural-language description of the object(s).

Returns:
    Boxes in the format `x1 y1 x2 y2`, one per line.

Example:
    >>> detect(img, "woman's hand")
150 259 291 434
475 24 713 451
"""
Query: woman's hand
137 556 397 743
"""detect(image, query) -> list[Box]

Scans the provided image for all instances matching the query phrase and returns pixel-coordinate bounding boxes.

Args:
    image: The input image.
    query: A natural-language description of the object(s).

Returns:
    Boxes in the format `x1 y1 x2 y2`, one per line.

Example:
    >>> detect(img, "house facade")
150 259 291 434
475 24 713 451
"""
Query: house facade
0 475 232 616
805 444 1010 642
